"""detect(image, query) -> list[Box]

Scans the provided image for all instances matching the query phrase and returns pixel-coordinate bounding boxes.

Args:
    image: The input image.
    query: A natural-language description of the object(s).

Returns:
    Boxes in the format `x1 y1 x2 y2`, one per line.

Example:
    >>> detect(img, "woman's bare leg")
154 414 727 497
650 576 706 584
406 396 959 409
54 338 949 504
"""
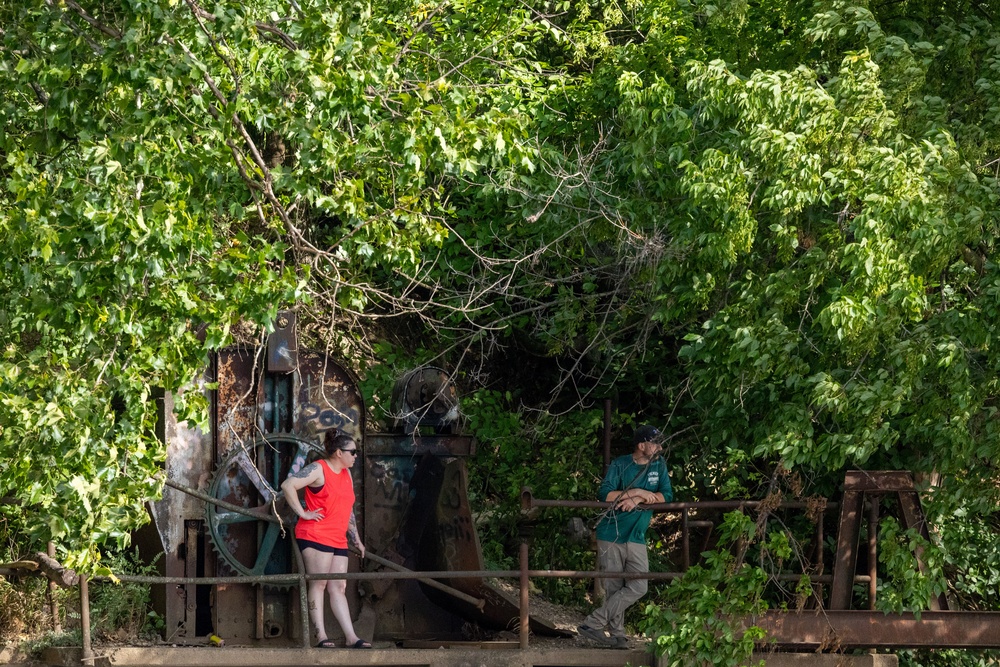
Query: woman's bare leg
326 554 360 645
301 548 335 644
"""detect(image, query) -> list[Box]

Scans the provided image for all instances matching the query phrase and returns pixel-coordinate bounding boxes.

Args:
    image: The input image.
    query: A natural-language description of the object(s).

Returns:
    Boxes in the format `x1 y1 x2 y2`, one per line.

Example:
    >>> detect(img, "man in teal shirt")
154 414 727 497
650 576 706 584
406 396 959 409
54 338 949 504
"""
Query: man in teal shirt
578 425 672 648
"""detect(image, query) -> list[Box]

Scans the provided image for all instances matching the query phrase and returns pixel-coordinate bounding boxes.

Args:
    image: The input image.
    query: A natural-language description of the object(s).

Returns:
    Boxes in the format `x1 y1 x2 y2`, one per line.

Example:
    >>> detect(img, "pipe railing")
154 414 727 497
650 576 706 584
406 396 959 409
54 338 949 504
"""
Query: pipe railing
69 486 846 662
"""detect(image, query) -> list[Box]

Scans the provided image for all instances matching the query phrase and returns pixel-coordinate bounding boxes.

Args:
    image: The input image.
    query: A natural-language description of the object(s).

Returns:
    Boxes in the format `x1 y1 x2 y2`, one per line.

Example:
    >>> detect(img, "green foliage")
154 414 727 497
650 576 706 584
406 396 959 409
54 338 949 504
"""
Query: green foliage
88 549 163 641
877 516 946 614
5 0 1000 659
464 389 607 602
642 512 768 667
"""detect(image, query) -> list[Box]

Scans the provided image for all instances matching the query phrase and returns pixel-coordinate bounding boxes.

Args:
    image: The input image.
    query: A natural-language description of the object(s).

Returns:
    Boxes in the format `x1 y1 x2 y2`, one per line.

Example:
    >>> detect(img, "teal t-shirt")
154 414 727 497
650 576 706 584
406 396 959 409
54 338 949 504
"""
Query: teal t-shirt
595 454 672 544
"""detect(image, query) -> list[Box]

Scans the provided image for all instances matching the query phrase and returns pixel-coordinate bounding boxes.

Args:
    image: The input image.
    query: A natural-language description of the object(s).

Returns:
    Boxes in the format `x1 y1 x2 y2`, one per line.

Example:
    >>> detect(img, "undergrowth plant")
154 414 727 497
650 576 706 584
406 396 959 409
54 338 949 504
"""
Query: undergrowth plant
87 549 164 641
641 511 769 667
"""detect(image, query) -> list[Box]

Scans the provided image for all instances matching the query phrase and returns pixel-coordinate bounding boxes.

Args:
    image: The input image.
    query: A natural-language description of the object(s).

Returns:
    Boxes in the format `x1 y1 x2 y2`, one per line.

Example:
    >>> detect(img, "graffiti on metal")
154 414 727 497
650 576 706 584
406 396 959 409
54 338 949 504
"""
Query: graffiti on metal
293 351 364 439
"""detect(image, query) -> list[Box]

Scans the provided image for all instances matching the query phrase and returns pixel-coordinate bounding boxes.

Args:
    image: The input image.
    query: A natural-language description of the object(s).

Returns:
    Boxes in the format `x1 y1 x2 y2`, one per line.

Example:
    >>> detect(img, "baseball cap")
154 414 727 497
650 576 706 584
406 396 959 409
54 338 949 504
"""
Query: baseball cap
633 424 661 445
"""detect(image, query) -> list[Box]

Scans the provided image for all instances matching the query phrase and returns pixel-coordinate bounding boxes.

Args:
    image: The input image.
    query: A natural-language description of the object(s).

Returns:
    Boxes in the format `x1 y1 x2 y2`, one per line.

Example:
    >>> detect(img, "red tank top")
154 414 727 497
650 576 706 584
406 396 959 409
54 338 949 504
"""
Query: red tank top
294 459 355 548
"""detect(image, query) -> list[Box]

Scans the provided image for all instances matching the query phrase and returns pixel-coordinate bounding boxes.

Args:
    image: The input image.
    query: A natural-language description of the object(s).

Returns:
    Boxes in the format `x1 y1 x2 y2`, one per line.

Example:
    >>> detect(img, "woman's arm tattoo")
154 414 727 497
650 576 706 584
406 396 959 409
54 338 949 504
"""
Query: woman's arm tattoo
347 511 361 547
289 462 317 480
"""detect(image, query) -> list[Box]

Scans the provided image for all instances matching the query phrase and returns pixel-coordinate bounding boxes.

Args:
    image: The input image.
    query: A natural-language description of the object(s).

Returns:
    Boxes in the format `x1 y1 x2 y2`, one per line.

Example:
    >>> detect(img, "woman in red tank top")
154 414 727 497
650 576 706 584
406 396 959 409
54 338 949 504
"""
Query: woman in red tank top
281 431 371 648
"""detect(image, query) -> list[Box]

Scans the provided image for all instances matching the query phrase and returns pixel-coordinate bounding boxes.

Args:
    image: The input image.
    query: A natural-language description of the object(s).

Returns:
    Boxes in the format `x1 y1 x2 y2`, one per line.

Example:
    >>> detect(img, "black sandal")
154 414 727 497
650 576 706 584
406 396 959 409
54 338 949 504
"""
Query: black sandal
316 639 337 648
350 639 372 649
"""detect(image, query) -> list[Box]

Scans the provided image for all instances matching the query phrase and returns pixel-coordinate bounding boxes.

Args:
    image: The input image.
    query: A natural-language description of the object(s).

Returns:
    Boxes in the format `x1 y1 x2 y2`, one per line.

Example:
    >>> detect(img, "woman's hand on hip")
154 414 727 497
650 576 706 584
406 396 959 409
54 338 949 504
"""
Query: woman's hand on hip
301 509 324 521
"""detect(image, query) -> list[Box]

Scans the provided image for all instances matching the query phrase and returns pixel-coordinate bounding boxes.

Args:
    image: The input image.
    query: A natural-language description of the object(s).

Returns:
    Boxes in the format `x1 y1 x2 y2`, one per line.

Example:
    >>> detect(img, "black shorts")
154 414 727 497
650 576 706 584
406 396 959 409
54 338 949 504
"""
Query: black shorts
296 539 349 556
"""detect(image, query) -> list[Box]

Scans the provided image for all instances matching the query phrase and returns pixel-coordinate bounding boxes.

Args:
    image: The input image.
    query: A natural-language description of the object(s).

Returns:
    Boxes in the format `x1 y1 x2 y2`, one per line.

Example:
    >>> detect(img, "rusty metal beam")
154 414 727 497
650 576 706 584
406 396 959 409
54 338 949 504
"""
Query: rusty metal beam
753 611 1000 650
830 490 863 609
842 470 915 492
525 496 837 513
364 551 485 610
164 478 281 523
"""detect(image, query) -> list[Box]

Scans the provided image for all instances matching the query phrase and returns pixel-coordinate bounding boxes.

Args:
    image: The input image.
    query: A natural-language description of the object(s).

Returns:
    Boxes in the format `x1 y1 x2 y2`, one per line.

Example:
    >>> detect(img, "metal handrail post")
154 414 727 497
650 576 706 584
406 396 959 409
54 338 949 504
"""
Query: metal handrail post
868 499 878 610
520 486 532 649
79 574 94 666
48 542 61 633
519 540 529 649
682 508 690 571
291 542 310 648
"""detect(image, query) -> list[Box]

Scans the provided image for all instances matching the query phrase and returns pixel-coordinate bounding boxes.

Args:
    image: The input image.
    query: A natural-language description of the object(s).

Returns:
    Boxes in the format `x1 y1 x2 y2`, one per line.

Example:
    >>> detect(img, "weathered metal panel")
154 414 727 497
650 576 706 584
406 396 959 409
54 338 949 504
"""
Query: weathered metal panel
266 311 298 373
216 348 263 458
364 450 467 639
292 351 364 439
150 385 215 641
214 348 264 642
411 458 565 636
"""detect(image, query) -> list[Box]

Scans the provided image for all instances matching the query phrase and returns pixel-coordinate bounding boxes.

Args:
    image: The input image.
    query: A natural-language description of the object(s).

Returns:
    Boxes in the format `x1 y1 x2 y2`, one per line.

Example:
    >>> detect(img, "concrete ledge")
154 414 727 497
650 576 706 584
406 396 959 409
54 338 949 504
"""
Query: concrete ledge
38 646 897 667
41 646 653 667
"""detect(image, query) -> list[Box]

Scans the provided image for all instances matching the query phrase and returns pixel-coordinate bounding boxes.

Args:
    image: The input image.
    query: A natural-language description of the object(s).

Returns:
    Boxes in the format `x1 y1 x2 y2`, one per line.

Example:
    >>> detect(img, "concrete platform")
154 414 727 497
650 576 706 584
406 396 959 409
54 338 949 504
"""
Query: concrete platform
35 646 897 667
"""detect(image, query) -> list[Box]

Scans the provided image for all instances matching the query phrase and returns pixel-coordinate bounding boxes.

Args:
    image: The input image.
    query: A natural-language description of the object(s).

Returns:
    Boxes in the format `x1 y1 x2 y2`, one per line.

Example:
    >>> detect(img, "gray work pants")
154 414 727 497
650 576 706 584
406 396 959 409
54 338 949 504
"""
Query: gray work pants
583 540 649 637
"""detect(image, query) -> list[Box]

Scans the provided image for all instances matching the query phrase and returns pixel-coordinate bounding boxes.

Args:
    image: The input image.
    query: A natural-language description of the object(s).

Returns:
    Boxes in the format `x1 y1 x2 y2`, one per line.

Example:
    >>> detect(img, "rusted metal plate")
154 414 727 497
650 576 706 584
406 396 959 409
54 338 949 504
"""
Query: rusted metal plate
214 348 266 641
292 351 364 440
405 456 568 637
216 348 263 458
266 311 297 373
150 385 216 640
364 450 467 638
752 610 1000 650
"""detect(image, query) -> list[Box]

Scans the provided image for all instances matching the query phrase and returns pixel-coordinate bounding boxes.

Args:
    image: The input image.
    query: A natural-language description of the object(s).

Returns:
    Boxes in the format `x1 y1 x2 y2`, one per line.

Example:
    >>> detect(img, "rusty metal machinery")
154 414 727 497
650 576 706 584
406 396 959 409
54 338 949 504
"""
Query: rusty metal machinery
391 366 460 434
205 433 322 579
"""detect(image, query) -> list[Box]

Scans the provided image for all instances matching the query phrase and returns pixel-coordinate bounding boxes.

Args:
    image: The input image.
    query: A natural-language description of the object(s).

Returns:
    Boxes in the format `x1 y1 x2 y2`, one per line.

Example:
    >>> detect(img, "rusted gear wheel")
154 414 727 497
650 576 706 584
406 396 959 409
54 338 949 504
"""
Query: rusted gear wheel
206 433 322 580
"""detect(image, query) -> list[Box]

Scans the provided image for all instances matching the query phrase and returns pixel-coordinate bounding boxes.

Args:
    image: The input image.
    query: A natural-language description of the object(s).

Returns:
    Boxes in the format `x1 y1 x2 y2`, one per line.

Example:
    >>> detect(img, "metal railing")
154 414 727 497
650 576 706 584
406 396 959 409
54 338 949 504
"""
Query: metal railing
63 484 844 663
